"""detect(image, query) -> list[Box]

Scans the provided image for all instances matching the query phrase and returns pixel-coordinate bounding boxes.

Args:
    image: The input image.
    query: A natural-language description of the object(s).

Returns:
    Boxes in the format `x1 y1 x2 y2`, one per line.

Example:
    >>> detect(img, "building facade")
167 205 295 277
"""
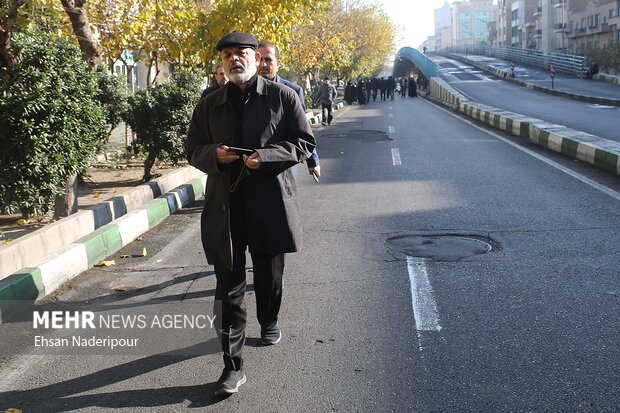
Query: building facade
497 0 619 53
566 0 618 54
452 0 498 46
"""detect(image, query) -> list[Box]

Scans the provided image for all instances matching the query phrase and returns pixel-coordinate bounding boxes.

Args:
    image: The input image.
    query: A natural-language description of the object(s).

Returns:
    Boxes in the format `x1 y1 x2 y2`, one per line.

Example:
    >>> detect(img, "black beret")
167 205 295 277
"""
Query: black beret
216 32 258 52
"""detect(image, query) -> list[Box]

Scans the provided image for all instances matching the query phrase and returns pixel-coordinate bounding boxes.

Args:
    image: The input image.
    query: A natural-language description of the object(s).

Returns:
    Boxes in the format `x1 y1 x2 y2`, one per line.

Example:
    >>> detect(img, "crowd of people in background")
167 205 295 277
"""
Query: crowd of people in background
201 64 428 115
343 74 424 106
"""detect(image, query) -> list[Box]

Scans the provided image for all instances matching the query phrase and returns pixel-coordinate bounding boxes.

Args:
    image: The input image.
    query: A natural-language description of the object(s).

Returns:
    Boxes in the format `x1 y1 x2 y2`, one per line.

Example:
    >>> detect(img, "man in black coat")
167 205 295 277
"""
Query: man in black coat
200 63 228 99
185 32 316 397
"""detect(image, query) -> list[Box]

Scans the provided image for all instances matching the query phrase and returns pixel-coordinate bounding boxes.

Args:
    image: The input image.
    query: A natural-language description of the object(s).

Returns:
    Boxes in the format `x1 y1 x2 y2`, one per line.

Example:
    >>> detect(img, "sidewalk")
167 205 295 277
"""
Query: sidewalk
443 53 620 106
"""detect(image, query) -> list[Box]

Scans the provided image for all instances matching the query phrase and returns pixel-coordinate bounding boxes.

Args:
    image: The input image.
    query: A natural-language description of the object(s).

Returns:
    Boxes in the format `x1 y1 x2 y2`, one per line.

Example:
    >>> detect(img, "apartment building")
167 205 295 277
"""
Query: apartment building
451 0 498 46
566 0 618 53
434 1 453 50
532 0 571 52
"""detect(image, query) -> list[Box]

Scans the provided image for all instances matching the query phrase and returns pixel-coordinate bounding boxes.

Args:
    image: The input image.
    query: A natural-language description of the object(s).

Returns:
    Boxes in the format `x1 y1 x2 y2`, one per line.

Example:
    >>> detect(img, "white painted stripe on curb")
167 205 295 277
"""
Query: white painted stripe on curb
388 125 395 134
577 143 597 165
406 257 442 332
116 209 150 246
548 134 564 153
391 148 402 166
38 244 89 294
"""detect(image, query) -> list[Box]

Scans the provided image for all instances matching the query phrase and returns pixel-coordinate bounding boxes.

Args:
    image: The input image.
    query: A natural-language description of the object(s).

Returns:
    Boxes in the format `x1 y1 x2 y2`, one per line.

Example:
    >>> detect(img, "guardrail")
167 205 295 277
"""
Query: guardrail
442 45 587 78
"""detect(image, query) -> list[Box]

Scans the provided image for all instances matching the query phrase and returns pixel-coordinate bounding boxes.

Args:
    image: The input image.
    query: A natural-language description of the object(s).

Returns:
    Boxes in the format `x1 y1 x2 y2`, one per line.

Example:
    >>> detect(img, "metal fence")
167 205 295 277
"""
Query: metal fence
443 45 587 78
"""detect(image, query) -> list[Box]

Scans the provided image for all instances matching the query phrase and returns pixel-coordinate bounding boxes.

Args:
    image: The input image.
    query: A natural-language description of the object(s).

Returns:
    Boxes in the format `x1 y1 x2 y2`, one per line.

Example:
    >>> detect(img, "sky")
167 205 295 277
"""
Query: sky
376 0 451 50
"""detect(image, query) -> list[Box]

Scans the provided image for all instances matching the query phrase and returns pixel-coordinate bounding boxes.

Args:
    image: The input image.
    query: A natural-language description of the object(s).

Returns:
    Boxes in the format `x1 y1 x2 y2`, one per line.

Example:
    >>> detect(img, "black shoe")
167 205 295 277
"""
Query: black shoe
260 326 282 345
214 369 246 397
321 121 326 125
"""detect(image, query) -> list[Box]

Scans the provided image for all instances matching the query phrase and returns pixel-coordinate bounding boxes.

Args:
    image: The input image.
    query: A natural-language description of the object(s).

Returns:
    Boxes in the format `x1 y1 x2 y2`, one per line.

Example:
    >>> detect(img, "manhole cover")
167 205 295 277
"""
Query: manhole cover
387 234 492 262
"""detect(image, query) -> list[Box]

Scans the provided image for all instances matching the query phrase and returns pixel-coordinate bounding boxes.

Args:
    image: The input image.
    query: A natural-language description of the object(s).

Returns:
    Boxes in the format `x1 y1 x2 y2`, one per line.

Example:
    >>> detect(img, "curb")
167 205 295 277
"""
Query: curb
441 53 620 107
0 166 204 279
428 77 620 176
593 73 620 86
0 174 207 323
306 101 346 125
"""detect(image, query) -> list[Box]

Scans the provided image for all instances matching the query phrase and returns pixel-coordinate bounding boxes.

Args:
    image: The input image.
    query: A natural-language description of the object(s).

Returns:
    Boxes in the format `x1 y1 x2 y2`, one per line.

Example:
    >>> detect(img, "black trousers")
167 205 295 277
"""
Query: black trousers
321 103 333 124
213 196 285 371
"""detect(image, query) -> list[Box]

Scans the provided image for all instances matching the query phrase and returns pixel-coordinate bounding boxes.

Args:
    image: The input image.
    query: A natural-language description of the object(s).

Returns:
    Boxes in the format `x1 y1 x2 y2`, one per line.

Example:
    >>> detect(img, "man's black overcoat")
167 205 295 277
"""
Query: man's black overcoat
186 76 316 269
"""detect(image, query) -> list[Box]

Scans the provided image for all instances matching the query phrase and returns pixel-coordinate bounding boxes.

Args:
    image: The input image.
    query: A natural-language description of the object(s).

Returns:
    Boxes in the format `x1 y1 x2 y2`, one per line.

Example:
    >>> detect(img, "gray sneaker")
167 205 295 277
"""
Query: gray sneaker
260 326 282 345
214 369 246 397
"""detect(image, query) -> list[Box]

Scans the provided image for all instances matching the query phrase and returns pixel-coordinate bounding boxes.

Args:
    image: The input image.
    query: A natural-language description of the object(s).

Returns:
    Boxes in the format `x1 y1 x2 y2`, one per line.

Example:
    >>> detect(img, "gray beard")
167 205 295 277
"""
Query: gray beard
228 66 256 85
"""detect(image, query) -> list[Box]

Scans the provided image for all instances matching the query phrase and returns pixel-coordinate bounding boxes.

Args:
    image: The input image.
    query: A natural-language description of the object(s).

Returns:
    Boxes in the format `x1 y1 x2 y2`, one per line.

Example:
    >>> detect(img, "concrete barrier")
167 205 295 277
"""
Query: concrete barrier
0 166 204 280
0 175 207 323
593 73 620 86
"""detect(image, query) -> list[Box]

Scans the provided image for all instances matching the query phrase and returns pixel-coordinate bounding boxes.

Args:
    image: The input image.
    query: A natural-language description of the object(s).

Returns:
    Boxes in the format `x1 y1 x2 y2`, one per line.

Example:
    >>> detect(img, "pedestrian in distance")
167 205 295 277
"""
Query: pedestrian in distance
408 75 417 98
387 76 396 101
400 77 407 98
314 76 337 125
200 63 228 99
185 31 316 397
344 80 356 105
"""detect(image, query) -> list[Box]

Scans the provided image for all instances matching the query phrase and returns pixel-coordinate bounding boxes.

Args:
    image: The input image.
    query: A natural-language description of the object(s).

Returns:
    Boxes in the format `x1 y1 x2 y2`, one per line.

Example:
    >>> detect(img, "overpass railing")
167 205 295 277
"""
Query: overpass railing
442 45 587 78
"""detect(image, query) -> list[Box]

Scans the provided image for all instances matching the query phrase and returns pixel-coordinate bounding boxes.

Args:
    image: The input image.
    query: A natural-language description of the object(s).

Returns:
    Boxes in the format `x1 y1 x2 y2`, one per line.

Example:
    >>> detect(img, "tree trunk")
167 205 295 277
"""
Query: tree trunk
53 0 102 219
60 0 102 69
143 151 157 182
0 0 26 69
53 174 79 220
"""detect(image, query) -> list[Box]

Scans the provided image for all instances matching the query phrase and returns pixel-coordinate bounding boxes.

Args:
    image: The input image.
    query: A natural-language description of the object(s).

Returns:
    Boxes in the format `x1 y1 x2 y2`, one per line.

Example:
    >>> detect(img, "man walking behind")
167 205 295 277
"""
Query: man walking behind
314 76 337 125
200 63 228 99
185 31 316 397
257 40 320 178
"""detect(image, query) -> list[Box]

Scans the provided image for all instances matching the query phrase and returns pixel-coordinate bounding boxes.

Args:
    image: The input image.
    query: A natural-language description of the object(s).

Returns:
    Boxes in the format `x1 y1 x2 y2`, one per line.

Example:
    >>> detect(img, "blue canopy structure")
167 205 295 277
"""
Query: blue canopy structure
392 47 439 79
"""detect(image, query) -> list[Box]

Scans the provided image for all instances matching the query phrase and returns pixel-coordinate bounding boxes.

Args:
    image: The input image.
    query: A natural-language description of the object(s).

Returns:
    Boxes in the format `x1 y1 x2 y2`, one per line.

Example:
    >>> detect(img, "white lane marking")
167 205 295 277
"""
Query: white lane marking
407 257 442 332
388 125 395 134
391 148 402 165
426 100 620 202
388 113 393 118
389 106 393 110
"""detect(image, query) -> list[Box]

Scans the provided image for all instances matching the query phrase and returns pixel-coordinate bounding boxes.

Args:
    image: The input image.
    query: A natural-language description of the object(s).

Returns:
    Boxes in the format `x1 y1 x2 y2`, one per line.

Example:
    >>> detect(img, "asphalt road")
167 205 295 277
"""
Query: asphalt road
431 55 620 142
1 97 619 412
450 53 620 100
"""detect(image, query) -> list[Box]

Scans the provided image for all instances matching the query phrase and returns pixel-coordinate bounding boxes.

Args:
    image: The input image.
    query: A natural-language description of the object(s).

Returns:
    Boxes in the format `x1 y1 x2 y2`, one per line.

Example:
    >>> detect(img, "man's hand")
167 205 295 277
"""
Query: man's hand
243 152 261 170
308 165 321 176
216 145 240 165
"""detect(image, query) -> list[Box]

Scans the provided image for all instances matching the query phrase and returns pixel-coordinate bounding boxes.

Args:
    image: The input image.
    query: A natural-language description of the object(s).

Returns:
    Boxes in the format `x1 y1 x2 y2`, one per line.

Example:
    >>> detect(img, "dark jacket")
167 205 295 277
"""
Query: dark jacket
186 76 316 269
274 75 319 169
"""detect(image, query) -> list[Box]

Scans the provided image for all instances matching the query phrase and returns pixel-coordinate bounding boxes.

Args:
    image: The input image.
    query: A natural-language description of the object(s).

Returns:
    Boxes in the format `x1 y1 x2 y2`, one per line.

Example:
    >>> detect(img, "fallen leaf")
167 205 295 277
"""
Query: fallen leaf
120 254 131 259
17 219 29 225
140 247 147 257
96 260 116 267
2 238 14 244
94 192 101 198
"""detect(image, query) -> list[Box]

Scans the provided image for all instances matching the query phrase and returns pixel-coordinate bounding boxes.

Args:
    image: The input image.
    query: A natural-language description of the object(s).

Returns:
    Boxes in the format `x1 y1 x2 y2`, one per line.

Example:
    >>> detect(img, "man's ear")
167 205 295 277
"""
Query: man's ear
254 51 261 64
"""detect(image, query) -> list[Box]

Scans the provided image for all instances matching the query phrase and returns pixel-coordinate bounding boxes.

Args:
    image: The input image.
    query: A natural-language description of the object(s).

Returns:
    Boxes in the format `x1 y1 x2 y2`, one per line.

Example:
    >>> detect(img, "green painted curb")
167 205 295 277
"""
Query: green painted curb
0 268 44 323
190 178 204 201
561 138 579 158
146 198 172 228
79 224 123 267
594 149 619 174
